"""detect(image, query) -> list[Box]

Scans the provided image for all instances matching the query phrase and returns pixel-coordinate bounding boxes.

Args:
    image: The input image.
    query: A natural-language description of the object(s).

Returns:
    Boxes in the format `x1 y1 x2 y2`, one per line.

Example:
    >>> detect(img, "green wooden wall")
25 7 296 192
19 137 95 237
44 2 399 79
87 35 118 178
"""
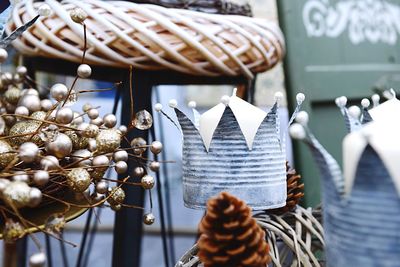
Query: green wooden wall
277 0 400 207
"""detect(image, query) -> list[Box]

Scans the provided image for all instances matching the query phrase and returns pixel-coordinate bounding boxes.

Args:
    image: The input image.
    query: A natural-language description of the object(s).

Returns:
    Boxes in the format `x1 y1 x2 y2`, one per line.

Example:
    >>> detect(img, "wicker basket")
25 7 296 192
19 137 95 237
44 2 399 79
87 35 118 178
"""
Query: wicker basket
175 206 325 267
8 0 284 79
131 0 253 16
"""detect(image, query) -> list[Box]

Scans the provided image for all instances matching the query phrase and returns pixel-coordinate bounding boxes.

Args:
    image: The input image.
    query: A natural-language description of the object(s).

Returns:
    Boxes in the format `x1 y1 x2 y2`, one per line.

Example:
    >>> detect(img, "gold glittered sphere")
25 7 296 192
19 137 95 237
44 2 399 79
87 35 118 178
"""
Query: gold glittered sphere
9 120 42 146
107 187 125 206
3 220 25 243
65 130 89 150
141 175 155 189
30 111 47 120
2 181 31 208
66 168 91 193
0 140 15 169
4 87 21 104
96 129 121 153
143 213 155 225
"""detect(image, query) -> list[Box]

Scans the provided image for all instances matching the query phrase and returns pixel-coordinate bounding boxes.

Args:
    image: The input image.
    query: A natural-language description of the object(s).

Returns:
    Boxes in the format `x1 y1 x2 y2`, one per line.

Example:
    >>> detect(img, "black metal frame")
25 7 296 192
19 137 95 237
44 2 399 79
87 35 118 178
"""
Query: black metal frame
22 56 255 267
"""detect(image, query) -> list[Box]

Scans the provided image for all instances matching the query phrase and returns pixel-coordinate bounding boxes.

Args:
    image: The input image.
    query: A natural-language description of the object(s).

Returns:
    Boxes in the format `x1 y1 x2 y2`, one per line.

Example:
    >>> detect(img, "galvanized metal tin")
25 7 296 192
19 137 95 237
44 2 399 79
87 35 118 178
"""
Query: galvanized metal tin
175 105 287 210
305 133 400 267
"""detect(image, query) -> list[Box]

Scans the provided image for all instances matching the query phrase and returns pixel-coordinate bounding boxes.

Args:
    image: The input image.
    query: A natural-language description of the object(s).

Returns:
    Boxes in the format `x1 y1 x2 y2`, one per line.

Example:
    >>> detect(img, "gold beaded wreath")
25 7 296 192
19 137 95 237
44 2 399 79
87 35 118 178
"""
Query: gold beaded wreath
7 0 285 79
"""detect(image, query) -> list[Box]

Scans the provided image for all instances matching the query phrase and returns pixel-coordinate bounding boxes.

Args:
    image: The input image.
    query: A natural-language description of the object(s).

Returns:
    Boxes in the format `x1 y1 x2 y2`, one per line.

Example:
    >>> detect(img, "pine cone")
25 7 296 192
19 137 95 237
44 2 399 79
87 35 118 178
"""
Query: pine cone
198 192 270 267
269 161 304 215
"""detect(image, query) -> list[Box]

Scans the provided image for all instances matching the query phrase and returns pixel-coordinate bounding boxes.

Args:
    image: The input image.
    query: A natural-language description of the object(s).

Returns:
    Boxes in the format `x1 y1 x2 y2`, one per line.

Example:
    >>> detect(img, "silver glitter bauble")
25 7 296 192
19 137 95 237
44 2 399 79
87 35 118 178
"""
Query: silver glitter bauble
96 129 121 153
46 133 72 158
18 142 39 163
149 161 160 172
18 94 41 112
0 140 15 169
70 8 87 23
56 107 74 124
0 49 8 63
15 106 29 116
66 168 91 193
12 171 29 182
29 187 42 207
103 114 117 128
130 137 147 155
41 99 53 111
40 155 59 170
4 87 21 104
113 150 128 162
29 252 46 267
3 181 31 208
143 213 155 225
82 124 99 138
133 167 145 178
150 141 163 154
50 83 68 102
87 108 99 120
115 161 128 174
95 181 108 194
132 110 153 130
107 187 125 205
33 170 50 186
71 149 92 167
141 175 155 189
77 64 92 78
92 155 109 166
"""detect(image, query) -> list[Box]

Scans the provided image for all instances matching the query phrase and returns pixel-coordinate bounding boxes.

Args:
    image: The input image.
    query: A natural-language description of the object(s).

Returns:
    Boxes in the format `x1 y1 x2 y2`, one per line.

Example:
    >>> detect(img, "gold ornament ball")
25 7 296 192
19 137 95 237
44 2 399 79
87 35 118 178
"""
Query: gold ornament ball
3 181 31 208
107 187 125 206
111 204 122 211
65 130 89 150
3 220 25 243
143 213 155 225
141 175 155 189
82 124 99 138
30 111 47 120
66 168 91 193
4 87 21 104
96 129 121 153
90 169 106 181
70 8 87 23
9 120 42 146
0 140 15 169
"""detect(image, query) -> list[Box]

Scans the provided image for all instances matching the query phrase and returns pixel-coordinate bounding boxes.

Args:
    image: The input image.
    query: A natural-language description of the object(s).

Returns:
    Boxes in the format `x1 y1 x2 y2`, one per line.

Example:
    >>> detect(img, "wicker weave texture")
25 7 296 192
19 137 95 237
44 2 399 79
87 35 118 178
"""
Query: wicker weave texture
7 0 284 79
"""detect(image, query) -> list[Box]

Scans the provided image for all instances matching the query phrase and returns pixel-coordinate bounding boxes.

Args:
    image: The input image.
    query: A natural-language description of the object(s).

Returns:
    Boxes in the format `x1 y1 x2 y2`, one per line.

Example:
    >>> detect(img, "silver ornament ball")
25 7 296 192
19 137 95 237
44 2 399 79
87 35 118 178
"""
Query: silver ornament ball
18 94 41 112
29 252 46 267
118 125 127 135
77 64 92 78
16 66 28 76
46 133 72 158
115 161 128 174
33 170 50 186
92 155 109 166
19 142 39 163
150 141 163 154
56 107 74 124
87 108 99 120
134 167 145 178
50 83 69 102
149 161 160 172
143 213 155 225
15 106 29 116
71 149 92 167
103 114 117 128
0 49 8 63
113 150 128 162
95 181 108 194
12 171 29 182
40 155 59 170
29 188 42 207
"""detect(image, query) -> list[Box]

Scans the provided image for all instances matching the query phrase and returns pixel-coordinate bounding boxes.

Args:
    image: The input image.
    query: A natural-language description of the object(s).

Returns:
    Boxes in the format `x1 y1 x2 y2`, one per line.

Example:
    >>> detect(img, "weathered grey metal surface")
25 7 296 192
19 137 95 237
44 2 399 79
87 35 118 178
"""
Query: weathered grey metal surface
302 128 400 267
175 104 287 210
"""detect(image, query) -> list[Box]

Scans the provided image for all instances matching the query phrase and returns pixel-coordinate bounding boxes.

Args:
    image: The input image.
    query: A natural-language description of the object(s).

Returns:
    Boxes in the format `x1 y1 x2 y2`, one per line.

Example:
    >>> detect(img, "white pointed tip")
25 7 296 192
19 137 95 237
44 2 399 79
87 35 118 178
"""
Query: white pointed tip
335 96 347 107
348 105 361 119
232 88 238 97
390 88 397 98
220 95 230 106
188 101 197 109
361 98 370 108
296 93 305 104
295 111 309 125
168 99 178 108
154 103 163 112
274 92 284 102
371 94 380 103
289 123 306 140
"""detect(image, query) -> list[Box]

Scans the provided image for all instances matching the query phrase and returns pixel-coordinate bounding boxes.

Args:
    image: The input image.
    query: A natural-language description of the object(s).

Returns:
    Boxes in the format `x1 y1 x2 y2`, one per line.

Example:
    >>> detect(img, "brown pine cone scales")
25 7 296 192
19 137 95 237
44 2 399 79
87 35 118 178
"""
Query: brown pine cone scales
198 192 271 267
269 161 304 215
